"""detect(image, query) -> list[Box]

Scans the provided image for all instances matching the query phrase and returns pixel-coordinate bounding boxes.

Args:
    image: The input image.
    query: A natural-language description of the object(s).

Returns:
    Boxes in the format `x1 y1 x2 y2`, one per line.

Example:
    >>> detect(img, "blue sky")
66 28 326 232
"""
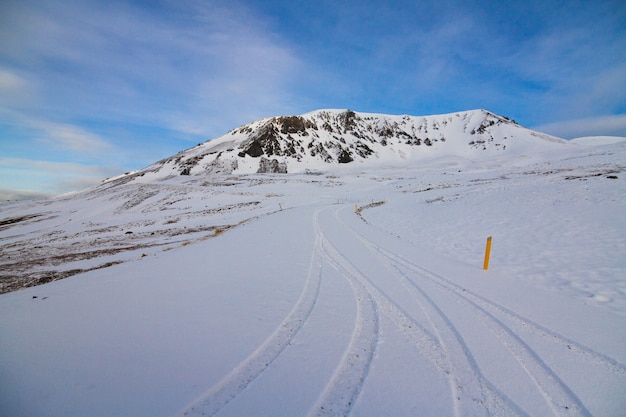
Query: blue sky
1 0 625 199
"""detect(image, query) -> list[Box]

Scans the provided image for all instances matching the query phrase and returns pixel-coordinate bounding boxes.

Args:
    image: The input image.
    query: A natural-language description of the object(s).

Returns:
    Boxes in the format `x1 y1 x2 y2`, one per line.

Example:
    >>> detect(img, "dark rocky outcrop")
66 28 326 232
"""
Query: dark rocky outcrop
337 149 353 163
257 157 288 173
276 116 317 134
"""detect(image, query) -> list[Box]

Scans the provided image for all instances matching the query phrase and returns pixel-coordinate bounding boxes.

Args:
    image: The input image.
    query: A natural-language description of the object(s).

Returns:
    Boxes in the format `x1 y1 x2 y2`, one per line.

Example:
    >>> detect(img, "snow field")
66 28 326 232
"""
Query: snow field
1 138 625 416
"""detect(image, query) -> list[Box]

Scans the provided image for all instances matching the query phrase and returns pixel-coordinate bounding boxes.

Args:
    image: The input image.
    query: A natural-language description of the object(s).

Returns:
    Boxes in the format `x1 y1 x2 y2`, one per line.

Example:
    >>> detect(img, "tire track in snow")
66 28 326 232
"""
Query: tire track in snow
389 265 501 417
378 243 626 378
342 210 598 416
308 235 379 417
177 210 324 417
315 209 445 369
395 258 592 416
351 208 625 378
311 207 467 416
330 207 524 417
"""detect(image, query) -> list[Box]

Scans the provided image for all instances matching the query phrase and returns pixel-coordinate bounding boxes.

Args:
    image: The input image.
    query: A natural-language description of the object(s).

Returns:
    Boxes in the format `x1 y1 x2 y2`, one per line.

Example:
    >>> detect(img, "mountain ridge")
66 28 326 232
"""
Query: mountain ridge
106 109 567 184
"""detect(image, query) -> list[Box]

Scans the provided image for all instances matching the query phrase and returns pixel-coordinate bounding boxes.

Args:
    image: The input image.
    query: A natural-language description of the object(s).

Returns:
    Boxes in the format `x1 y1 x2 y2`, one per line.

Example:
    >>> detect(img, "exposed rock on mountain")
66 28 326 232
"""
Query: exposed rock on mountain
257 157 288 173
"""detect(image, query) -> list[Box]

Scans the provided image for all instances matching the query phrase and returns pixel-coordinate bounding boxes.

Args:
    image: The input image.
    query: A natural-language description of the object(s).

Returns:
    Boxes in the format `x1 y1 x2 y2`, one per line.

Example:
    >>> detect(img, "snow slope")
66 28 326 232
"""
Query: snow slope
1 130 625 416
115 109 566 180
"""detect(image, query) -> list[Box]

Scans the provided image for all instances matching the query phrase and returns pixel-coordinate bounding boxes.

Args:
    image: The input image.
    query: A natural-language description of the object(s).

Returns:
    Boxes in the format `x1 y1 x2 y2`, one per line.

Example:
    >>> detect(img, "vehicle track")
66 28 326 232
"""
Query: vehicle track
177 210 325 417
309 206 483 416
308 235 379 417
328 207 524 417
348 208 626 378
338 206 609 416
394 258 590 416
372 238 625 378
315 208 448 368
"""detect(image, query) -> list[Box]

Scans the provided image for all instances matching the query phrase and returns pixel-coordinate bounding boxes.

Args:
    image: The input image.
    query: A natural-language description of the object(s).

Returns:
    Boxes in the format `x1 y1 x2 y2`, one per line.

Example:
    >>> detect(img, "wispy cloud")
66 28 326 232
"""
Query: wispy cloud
533 114 626 139
485 1 626 124
33 119 112 153
0 188 52 201
0 157 119 196
313 0 626 126
0 68 30 98
0 0 304 138
1 106 112 154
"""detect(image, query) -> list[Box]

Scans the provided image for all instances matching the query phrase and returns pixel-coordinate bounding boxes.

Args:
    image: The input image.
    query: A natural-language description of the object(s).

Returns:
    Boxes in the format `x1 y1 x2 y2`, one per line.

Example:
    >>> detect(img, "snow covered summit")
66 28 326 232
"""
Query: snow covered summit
112 109 566 182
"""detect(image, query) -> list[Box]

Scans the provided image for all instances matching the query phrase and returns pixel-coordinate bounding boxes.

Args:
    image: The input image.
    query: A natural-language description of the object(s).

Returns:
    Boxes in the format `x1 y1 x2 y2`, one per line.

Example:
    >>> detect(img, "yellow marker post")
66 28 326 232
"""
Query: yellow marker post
483 236 492 270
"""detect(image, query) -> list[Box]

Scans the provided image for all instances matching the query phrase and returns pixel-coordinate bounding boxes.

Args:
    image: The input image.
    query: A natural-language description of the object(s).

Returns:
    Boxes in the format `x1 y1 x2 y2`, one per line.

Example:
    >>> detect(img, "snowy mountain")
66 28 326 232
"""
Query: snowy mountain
1 110 625 417
114 109 565 182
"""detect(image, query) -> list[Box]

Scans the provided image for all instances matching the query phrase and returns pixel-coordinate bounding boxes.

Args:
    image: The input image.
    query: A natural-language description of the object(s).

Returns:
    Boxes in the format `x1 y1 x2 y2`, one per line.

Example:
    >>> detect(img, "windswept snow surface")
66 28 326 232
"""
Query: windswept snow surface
1 139 625 416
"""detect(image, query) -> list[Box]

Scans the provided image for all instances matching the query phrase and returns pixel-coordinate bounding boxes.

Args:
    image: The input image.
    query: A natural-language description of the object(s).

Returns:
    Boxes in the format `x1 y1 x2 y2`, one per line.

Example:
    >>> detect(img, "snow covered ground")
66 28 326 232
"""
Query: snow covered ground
1 138 625 416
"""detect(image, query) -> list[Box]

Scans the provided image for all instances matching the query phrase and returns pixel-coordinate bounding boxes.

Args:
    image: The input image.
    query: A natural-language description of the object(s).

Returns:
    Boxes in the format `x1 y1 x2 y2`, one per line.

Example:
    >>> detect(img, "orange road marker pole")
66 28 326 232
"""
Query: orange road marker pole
483 236 492 270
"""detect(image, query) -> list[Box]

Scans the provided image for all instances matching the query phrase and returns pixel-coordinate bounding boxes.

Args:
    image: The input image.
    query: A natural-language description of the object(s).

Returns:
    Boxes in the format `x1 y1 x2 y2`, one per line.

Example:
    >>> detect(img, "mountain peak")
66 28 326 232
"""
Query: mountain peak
111 109 566 184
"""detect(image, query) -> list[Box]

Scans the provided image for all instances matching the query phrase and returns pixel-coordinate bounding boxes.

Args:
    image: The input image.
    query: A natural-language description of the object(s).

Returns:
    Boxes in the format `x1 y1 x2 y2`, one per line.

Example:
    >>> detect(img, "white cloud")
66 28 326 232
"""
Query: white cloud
152 2 304 136
495 11 626 123
0 157 118 195
0 68 29 96
1 107 113 153
0 0 305 140
0 188 52 201
533 114 626 139
33 120 112 153
0 66 37 109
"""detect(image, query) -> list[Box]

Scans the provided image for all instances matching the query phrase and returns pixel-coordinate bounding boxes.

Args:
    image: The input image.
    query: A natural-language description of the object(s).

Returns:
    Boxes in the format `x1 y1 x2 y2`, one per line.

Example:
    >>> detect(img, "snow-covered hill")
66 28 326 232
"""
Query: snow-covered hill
0 111 625 417
111 109 566 182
